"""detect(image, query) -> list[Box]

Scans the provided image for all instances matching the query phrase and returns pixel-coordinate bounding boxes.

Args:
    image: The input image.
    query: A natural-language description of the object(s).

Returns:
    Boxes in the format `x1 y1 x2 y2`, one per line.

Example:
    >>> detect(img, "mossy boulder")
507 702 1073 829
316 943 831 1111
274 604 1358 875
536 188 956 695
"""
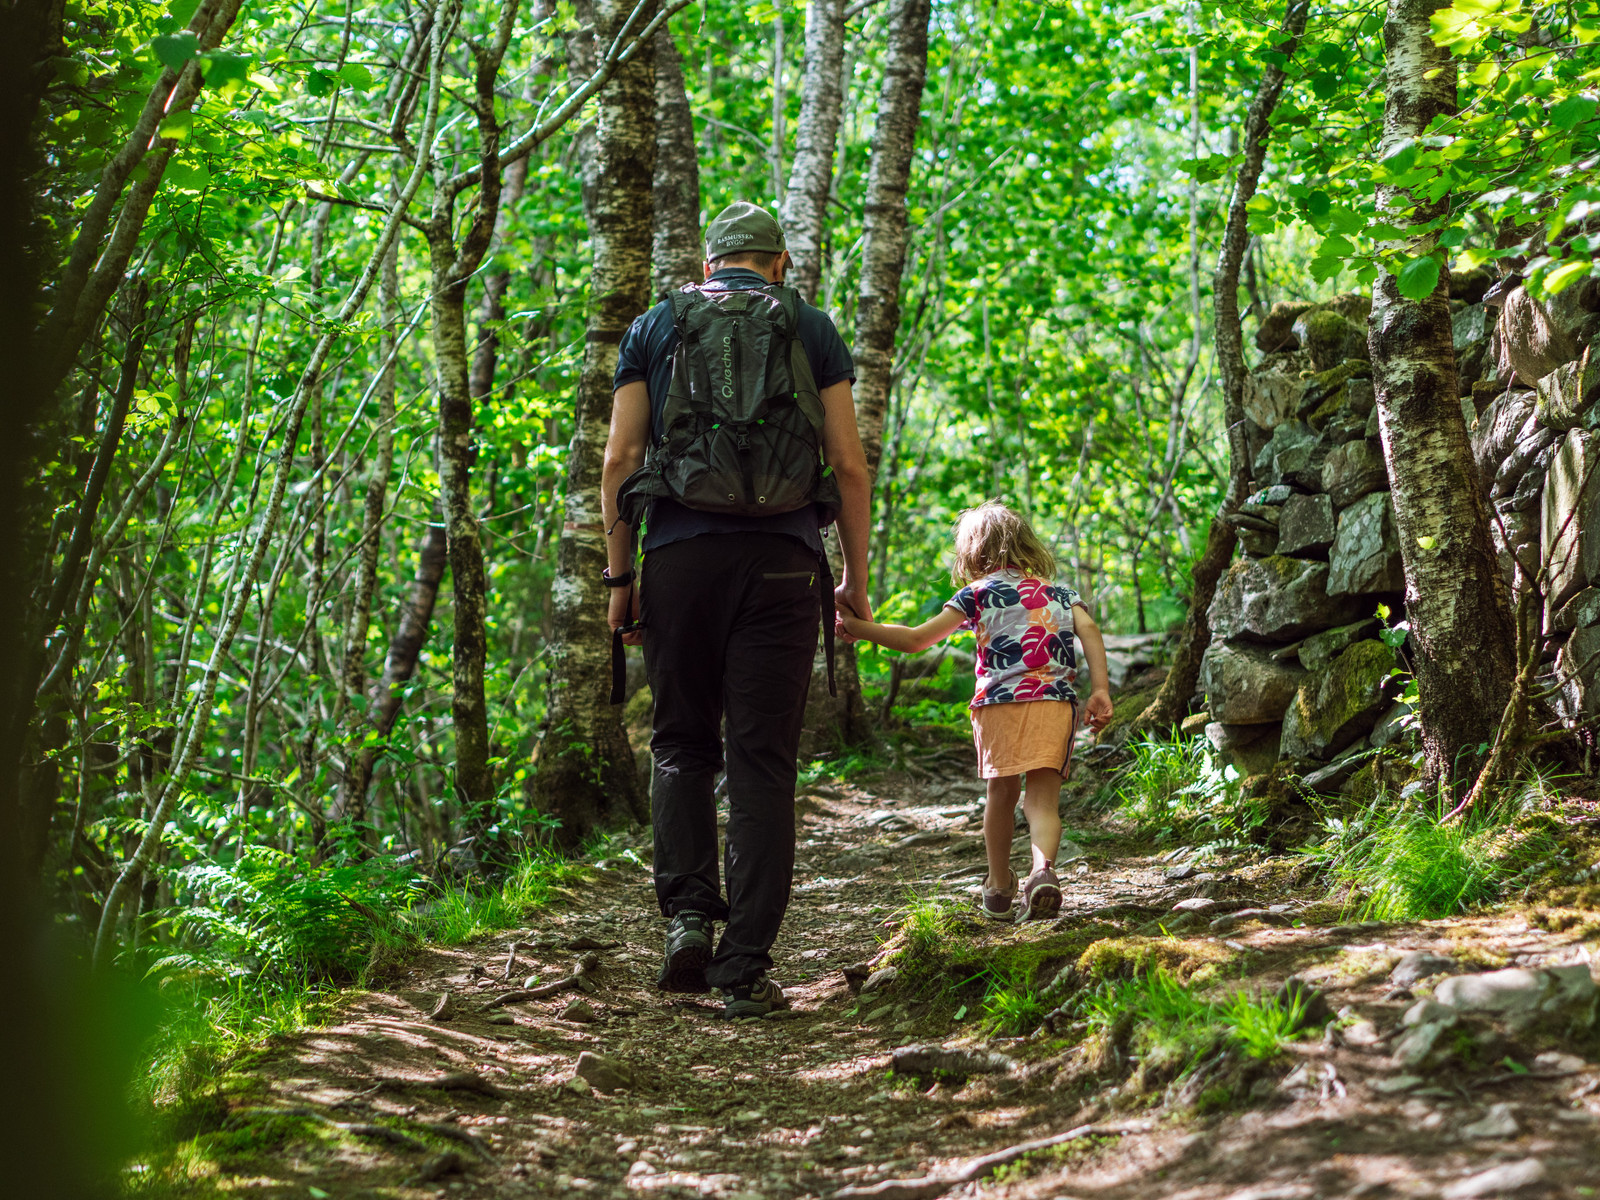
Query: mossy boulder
1293 308 1371 372
1256 300 1317 354
1209 555 1369 643
1280 639 1397 761
1297 360 1373 426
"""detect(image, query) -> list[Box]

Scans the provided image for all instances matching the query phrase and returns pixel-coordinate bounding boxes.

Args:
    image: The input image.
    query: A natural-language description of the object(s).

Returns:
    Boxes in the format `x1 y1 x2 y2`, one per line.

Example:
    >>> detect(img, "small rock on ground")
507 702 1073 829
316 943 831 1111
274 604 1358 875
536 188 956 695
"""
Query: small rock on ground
1440 1158 1547 1199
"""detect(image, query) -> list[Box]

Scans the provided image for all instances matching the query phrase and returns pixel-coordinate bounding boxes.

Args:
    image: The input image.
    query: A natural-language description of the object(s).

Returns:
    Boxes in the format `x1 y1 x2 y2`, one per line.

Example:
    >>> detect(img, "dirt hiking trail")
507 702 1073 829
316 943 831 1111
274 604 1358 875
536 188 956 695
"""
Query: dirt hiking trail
151 766 1600 1200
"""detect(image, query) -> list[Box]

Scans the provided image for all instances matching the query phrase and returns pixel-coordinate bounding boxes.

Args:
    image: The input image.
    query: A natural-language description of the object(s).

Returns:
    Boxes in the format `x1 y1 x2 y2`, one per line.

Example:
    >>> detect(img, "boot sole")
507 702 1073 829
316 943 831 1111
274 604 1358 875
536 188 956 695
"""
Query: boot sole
1018 884 1062 923
657 942 712 994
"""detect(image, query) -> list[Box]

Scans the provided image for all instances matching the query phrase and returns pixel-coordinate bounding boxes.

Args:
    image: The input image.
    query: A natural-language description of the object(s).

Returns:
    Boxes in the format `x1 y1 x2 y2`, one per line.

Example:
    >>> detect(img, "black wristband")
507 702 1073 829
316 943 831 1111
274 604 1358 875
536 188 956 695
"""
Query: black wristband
602 568 635 588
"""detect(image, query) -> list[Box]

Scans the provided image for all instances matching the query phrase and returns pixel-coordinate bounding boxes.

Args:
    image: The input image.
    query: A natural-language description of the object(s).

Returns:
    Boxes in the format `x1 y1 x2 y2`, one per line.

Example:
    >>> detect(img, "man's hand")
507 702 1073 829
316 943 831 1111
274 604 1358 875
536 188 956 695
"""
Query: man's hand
609 584 642 646
1084 689 1114 733
834 582 872 643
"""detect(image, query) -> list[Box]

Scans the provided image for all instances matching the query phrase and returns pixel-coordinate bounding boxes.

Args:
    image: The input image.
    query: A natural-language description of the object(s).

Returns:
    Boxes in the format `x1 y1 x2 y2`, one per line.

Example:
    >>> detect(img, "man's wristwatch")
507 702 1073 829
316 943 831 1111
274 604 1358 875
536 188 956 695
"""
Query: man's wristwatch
602 567 635 588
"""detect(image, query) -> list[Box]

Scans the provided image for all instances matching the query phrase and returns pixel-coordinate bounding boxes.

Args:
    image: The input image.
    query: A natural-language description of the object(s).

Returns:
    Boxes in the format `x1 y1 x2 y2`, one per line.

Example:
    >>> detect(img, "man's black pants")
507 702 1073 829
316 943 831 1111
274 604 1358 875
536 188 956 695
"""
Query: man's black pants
642 532 820 989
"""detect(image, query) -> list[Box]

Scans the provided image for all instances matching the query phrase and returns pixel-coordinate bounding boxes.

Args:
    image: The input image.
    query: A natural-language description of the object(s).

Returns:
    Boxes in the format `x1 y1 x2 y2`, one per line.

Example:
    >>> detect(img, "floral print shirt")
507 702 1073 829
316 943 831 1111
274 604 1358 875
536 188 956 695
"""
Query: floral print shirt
946 569 1083 707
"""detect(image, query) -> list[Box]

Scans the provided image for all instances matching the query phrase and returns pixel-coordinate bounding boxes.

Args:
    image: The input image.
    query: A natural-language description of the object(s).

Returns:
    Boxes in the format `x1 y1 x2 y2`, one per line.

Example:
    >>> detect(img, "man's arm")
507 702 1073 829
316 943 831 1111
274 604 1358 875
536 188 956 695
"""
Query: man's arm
819 378 873 624
602 380 651 643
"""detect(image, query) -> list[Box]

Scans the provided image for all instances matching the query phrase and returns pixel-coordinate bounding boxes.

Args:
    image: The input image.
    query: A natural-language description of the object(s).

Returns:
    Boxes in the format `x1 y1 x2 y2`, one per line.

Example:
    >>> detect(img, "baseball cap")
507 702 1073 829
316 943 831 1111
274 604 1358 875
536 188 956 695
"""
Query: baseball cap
704 201 787 260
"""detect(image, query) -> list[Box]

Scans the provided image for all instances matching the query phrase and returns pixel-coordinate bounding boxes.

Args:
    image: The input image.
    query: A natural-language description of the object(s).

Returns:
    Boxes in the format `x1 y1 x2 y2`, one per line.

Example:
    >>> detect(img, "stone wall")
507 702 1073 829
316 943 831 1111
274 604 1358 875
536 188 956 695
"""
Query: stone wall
1198 273 1600 791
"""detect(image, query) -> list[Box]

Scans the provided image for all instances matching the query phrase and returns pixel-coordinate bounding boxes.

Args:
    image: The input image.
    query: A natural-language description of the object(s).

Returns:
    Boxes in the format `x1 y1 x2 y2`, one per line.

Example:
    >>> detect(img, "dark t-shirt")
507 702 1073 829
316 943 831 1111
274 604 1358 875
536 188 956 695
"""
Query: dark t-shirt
613 268 855 554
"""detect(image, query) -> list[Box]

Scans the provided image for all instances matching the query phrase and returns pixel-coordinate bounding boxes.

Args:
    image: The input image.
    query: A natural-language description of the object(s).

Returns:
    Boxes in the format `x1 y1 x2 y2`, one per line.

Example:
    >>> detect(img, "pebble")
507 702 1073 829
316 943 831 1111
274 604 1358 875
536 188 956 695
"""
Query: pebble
1371 1075 1423 1094
1459 1102 1519 1139
1440 1158 1546 1199
1389 949 1457 988
561 998 597 1023
574 1050 633 1092
484 1012 515 1026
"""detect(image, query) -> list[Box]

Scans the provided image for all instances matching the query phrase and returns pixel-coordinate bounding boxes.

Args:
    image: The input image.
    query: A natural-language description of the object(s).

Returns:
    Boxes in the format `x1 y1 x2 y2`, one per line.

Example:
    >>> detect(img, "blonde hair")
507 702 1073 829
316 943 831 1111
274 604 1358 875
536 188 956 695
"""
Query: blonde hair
951 501 1055 585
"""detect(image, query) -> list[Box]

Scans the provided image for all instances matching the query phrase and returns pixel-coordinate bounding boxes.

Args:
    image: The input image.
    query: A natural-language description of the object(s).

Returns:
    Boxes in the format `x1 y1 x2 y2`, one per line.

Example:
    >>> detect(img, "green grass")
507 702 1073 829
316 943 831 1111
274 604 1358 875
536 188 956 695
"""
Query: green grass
1301 791 1556 921
897 892 957 960
980 965 1049 1035
1107 733 1266 847
403 850 588 945
1080 967 1318 1077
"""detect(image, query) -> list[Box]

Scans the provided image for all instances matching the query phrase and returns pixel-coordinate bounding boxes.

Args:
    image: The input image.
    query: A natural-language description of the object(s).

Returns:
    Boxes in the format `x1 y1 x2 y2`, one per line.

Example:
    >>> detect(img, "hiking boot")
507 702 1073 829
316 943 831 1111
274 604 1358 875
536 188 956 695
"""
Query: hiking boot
717 975 789 1020
657 911 713 993
980 869 1016 921
1015 865 1062 923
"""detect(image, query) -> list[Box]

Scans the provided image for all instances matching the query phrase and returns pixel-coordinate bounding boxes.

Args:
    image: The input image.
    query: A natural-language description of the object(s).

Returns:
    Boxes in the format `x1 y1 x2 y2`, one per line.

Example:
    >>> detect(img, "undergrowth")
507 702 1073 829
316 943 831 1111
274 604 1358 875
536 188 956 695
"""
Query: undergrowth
1301 786 1558 921
141 843 591 1103
1106 733 1265 848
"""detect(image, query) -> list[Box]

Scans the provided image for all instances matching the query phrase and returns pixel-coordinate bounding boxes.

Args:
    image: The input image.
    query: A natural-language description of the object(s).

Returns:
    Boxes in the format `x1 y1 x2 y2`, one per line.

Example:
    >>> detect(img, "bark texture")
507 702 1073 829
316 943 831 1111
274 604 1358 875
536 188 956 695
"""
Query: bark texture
1134 0 1308 735
531 0 655 845
651 25 702 297
851 0 930 481
780 0 846 305
1368 0 1515 786
339 519 450 813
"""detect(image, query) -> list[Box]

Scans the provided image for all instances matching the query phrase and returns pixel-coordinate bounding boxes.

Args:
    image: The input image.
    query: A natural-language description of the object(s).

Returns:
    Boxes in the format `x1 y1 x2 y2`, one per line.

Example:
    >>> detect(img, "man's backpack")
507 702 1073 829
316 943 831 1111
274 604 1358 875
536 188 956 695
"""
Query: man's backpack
616 282 841 529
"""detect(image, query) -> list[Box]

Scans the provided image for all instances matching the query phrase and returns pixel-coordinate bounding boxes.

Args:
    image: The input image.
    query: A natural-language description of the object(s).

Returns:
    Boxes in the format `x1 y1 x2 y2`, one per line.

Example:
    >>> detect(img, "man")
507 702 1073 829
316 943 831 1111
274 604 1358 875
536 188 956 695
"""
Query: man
601 201 872 1019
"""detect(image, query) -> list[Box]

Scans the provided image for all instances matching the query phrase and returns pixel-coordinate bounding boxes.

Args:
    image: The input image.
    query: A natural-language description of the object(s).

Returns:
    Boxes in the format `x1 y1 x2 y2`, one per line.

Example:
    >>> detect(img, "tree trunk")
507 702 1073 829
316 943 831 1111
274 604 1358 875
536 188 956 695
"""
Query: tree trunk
1132 0 1308 737
652 23 701 297
1368 0 1515 787
851 0 930 481
330 242 400 830
530 0 655 847
781 0 845 305
339 518 449 814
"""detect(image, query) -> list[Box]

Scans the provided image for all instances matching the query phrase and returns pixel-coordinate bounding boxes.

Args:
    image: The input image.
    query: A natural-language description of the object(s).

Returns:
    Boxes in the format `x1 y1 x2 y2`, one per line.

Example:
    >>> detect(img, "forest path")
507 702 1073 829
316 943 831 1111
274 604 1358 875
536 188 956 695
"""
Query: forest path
183 771 1600 1200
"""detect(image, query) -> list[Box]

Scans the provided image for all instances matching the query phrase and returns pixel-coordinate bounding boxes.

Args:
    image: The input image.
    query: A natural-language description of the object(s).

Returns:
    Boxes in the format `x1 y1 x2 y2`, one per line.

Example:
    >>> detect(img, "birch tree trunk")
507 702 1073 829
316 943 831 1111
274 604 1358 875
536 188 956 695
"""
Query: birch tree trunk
1368 0 1515 786
780 0 845 305
851 0 930 481
652 24 702 297
1133 0 1308 736
530 0 655 845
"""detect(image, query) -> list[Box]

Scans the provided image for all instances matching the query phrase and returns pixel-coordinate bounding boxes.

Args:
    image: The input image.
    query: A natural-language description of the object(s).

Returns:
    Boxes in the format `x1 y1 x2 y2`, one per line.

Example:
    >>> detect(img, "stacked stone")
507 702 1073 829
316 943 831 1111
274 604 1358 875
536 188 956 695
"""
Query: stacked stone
1470 277 1600 721
1197 271 1600 786
1200 293 1408 785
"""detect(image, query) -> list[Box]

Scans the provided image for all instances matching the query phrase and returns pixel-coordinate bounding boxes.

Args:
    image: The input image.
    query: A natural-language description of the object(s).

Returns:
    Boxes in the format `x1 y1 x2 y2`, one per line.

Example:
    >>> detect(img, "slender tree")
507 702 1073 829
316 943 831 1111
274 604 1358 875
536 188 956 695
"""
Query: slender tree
652 23 702 296
851 0 931 481
1133 0 1309 735
531 0 657 845
1367 0 1515 786
781 0 845 306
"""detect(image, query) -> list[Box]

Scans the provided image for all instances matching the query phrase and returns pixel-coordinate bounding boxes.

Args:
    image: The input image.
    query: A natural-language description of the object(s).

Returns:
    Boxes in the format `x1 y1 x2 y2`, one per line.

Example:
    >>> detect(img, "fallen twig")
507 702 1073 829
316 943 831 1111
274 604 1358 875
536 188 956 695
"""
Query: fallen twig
418 1120 496 1160
503 940 541 981
830 1121 1149 1200
481 952 601 1008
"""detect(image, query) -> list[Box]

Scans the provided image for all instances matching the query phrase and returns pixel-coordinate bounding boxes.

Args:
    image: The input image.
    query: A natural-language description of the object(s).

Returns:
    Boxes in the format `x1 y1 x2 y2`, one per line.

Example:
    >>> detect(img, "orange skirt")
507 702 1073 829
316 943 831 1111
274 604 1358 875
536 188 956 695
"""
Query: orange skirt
971 699 1078 779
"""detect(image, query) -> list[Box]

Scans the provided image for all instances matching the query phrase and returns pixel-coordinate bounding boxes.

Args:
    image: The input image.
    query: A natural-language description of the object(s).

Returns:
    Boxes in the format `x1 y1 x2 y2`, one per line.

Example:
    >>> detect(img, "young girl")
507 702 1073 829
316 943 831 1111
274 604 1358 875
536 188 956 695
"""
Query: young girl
839 501 1113 922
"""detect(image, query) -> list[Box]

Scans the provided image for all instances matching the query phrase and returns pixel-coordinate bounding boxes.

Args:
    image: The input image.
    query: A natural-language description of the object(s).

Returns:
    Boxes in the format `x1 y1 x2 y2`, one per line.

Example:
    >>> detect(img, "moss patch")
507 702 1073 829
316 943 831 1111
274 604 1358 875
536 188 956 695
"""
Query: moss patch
1076 936 1231 984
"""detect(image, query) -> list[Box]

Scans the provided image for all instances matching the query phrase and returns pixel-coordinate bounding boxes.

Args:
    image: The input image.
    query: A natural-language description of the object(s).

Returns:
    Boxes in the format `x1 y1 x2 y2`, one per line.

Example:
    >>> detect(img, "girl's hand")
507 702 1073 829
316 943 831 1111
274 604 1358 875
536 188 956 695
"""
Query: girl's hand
838 612 869 640
1084 689 1113 732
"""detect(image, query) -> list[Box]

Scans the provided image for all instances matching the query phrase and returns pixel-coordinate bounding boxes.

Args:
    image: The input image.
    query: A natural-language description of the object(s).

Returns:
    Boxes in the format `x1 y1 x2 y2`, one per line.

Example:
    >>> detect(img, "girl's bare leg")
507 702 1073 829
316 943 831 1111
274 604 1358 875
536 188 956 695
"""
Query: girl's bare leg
1022 767 1064 874
983 775 1022 890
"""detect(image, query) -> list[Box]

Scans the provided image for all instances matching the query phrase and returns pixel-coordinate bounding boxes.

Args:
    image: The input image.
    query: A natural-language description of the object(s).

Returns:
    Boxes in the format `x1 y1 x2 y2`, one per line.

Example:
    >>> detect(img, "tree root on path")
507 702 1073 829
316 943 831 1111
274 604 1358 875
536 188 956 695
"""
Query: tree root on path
371 1071 508 1099
239 1105 431 1154
830 1121 1151 1200
481 953 601 1008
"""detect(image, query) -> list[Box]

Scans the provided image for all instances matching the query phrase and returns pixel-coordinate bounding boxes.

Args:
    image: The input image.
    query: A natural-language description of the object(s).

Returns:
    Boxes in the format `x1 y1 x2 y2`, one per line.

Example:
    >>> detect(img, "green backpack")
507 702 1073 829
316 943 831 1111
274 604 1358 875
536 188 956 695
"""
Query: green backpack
616 282 841 529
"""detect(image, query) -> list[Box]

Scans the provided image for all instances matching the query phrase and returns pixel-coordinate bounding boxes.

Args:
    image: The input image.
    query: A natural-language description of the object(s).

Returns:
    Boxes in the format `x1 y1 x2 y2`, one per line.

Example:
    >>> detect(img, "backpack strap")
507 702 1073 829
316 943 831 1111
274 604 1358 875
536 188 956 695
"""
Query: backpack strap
661 284 706 432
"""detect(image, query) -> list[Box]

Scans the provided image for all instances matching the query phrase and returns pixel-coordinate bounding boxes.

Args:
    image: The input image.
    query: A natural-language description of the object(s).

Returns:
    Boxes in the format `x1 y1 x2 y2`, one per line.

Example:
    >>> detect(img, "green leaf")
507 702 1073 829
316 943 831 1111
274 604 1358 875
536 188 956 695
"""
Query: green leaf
157 111 192 141
1544 259 1594 295
1397 255 1441 300
168 0 202 22
152 31 198 72
202 51 251 89
1317 233 1354 258
309 1188 330 1199
1307 190 1332 218
338 62 374 90
306 67 334 97
1312 74 1339 100
1416 535 1437 550
1549 95 1598 130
